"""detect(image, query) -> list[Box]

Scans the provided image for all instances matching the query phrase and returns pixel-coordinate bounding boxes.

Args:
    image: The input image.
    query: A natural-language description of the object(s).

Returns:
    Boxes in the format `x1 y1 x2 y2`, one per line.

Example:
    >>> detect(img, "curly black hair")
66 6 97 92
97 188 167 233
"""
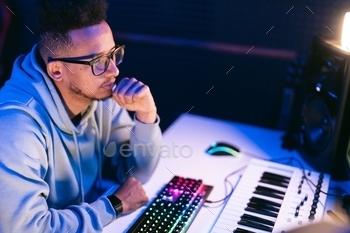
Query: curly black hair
35 0 109 62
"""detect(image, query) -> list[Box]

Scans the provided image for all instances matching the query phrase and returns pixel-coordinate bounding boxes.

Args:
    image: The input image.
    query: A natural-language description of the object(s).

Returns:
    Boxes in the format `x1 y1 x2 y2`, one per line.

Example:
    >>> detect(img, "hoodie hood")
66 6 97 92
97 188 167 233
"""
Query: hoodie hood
0 44 97 134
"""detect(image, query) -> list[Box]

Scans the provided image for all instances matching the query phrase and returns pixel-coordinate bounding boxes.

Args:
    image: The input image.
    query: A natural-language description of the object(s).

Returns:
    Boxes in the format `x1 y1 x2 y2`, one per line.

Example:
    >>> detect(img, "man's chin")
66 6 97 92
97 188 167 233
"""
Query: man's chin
93 93 113 101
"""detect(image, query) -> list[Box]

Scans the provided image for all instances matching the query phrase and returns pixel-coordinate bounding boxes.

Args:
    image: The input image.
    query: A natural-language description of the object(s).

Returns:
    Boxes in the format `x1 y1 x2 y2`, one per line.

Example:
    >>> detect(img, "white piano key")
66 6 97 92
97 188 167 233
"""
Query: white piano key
210 158 331 233
211 219 272 233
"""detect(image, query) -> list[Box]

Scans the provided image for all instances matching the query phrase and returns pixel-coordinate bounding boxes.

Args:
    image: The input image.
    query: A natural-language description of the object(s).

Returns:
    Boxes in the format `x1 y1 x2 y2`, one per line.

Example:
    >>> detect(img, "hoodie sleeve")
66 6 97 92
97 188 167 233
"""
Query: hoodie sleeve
101 100 163 184
0 108 115 233
127 113 162 183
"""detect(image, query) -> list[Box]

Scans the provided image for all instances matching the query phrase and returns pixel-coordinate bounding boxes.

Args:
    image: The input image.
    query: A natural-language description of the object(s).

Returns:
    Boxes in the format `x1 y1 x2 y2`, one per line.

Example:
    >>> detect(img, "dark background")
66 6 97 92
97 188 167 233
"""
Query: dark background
1 0 350 133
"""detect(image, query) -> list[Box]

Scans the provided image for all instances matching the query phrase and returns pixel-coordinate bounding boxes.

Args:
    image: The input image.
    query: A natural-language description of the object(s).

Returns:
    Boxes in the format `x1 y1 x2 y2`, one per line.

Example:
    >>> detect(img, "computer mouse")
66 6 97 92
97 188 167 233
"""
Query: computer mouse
205 141 240 157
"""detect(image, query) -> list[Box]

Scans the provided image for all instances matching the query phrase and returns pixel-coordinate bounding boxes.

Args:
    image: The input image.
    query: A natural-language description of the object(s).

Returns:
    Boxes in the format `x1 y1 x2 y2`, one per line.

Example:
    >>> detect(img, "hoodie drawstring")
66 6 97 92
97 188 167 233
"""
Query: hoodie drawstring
72 113 102 203
72 130 85 203
91 114 102 190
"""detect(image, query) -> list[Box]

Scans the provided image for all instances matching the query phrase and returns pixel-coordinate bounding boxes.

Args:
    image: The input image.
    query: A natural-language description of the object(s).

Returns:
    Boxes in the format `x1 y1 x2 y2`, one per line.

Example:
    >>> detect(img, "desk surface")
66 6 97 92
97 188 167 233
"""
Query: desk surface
104 113 350 232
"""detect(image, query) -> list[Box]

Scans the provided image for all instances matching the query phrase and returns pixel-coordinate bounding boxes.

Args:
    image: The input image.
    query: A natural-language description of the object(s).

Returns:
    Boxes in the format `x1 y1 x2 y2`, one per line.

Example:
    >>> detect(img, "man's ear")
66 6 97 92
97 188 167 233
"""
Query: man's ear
47 62 63 81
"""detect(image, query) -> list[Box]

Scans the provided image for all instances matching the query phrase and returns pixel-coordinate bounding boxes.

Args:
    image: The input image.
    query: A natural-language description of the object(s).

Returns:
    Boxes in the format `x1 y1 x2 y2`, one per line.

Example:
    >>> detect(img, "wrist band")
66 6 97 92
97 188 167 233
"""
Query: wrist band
107 195 123 217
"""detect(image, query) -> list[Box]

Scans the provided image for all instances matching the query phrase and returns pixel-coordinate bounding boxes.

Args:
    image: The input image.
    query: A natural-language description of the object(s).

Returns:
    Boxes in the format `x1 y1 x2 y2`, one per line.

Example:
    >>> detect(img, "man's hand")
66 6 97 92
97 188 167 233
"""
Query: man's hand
112 77 157 124
114 177 149 215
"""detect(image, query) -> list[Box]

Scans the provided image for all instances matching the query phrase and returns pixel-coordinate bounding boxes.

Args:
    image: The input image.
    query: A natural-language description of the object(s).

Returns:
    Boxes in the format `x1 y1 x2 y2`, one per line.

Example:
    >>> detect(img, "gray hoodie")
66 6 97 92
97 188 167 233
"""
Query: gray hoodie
0 44 162 232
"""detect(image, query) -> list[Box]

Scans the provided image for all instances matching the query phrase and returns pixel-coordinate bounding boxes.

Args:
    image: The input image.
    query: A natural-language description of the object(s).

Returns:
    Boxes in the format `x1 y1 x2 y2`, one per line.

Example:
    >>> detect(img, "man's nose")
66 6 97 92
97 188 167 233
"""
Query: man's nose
105 59 119 77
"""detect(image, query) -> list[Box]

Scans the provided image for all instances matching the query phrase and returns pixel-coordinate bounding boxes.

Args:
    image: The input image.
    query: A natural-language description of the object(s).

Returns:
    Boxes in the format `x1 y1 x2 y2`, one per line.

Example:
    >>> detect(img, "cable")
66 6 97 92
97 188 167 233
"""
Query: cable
205 165 247 204
248 150 349 198
286 156 348 199
204 154 298 205
209 151 349 205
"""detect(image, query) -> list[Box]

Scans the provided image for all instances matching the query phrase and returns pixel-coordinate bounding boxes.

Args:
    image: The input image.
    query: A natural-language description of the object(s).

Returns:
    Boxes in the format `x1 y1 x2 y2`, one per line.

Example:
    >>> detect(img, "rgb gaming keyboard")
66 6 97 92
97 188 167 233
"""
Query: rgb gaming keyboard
126 176 213 233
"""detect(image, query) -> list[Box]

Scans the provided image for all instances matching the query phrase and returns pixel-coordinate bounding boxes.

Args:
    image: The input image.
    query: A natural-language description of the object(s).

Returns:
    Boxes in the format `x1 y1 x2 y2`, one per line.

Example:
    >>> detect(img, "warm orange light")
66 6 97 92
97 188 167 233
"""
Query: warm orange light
341 12 350 49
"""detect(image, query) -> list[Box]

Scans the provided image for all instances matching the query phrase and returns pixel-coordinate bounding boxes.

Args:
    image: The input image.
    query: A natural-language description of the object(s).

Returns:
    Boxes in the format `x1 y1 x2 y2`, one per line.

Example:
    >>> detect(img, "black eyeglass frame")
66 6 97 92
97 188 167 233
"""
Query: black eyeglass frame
48 44 125 76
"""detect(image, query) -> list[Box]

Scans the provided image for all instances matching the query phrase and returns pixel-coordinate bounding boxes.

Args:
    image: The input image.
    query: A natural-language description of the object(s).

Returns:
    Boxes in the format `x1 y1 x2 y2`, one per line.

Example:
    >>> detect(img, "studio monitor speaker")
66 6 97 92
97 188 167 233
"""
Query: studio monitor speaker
283 35 350 180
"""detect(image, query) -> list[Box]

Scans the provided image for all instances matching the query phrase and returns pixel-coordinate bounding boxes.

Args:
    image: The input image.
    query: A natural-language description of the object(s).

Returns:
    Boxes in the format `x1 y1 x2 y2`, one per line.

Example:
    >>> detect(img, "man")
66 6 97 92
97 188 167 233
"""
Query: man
0 0 162 232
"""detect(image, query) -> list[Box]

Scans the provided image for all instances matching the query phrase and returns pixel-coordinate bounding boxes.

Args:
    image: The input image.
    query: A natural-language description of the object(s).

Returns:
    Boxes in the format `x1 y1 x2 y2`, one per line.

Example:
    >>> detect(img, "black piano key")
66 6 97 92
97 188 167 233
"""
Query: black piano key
244 206 279 218
259 178 289 188
234 228 256 233
262 172 291 182
240 213 275 227
238 219 273 232
253 186 285 200
256 186 285 195
246 200 279 216
250 196 281 208
260 173 290 188
253 191 283 200
247 201 280 213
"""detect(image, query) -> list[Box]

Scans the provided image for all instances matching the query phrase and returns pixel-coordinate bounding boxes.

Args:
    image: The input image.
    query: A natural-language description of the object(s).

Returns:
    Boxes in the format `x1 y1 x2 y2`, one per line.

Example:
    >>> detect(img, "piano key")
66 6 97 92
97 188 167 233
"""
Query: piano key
226 207 277 225
234 189 284 205
240 213 275 227
253 186 285 200
213 219 271 233
262 171 291 181
249 196 281 208
260 175 290 188
226 193 283 218
217 207 276 222
210 159 331 233
259 178 289 188
238 219 273 232
238 182 287 196
246 201 280 214
260 175 290 187
244 206 279 218
234 228 256 233
255 186 286 196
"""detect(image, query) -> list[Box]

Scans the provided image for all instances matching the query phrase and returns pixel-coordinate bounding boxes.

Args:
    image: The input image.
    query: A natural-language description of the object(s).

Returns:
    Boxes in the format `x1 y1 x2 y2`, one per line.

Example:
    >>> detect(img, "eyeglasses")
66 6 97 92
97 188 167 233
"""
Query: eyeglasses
48 45 125 76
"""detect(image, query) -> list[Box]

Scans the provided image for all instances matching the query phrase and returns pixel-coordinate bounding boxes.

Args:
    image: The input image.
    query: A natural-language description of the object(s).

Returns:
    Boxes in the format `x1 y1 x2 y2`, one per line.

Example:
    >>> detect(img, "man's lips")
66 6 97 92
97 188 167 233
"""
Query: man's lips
102 82 115 89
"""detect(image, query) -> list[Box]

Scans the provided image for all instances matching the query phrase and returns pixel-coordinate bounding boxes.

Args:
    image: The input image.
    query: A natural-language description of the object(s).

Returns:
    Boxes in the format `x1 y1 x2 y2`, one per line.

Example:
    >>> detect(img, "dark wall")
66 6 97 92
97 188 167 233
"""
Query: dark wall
1 1 37 84
106 0 350 132
2 0 350 132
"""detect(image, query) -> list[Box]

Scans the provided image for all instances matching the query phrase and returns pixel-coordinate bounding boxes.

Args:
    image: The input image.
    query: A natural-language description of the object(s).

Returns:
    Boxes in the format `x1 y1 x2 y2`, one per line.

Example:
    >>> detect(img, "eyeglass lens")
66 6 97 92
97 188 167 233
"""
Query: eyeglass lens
93 46 124 75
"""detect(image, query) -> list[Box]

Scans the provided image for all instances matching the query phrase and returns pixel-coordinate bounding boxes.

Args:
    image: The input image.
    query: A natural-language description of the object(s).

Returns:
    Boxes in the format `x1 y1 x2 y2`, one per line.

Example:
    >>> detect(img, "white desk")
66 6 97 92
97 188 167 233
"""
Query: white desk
104 113 350 232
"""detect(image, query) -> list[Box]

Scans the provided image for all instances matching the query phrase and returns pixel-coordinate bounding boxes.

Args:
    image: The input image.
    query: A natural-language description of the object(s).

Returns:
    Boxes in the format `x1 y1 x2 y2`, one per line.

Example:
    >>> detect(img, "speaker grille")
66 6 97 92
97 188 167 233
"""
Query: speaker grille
300 94 333 153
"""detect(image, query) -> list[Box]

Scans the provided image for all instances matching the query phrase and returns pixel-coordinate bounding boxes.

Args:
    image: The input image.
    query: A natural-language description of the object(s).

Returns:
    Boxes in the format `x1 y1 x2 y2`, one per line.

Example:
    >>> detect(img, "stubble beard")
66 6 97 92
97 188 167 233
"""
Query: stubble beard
68 81 113 102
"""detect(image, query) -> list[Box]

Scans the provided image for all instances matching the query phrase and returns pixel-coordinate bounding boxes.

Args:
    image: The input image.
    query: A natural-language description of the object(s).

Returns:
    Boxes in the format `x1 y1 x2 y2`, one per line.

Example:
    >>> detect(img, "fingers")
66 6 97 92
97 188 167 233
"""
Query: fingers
112 77 156 118
141 195 149 206
113 77 149 106
125 177 148 204
130 85 148 103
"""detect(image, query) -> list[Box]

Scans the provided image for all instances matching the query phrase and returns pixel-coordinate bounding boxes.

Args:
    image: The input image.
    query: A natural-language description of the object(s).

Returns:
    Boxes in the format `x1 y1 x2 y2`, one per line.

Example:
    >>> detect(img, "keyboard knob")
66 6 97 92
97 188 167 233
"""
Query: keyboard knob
308 214 315 220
